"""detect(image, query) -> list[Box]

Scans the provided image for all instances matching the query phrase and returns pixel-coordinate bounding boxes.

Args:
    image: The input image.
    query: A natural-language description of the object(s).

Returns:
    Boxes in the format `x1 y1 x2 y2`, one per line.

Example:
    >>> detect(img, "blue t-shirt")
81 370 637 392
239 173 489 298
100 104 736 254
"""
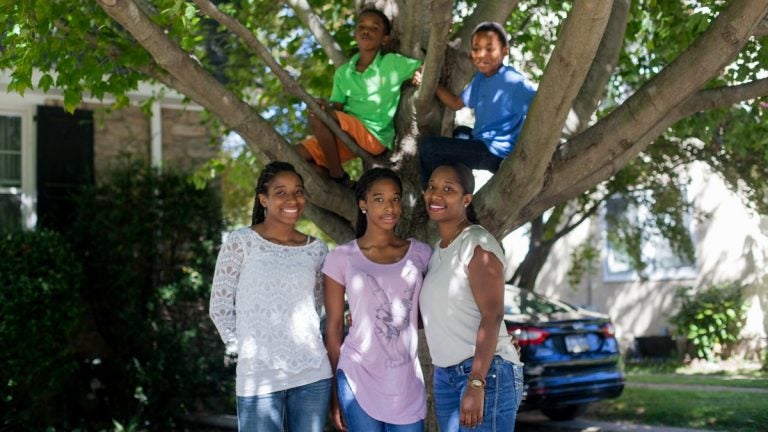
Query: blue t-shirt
461 65 536 158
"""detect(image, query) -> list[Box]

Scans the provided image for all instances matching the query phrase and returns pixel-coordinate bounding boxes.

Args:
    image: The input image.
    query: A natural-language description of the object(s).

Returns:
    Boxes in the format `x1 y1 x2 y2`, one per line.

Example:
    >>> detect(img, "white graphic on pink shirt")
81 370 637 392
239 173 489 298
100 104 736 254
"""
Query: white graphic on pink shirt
366 273 416 367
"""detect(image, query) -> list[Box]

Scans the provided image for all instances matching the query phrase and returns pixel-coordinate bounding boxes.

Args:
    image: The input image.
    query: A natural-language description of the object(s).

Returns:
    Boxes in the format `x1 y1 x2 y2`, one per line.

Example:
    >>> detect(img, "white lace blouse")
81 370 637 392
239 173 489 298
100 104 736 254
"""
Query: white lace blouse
209 228 332 396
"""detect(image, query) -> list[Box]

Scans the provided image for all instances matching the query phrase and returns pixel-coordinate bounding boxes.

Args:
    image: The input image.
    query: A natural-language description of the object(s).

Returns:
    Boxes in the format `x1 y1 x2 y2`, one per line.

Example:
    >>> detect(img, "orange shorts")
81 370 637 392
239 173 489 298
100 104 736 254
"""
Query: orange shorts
301 111 386 169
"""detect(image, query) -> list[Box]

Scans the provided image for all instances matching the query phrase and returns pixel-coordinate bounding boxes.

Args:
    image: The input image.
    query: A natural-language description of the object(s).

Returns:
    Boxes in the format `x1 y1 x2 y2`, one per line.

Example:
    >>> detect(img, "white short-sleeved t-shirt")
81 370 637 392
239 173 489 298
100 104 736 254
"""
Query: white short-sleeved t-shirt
420 225 521 367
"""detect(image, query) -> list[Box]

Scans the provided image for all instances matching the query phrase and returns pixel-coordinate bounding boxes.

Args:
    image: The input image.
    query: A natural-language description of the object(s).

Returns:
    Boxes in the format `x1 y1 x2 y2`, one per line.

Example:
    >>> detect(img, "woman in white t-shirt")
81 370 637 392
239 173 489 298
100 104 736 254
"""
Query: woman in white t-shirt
209 161 332 432
420 163 524 432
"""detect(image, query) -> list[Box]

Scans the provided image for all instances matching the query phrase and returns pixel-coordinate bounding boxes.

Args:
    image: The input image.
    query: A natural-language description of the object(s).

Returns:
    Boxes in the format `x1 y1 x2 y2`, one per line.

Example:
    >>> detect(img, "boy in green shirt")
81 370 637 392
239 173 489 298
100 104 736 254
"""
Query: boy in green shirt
297 8 421 187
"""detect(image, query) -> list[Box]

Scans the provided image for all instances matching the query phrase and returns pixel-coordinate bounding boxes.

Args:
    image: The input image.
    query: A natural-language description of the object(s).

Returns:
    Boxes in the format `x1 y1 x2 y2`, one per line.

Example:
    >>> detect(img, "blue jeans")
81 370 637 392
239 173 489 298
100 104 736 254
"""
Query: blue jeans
236 378 331 432
337 369 424 432
419 135 503 188
433 356 523 432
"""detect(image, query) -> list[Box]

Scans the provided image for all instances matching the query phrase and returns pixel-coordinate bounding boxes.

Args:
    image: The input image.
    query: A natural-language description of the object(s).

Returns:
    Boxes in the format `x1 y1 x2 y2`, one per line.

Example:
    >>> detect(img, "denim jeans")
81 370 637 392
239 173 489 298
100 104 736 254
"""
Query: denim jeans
433 356 524 432
236 378 331 432
337 369 424 432
419 135 503 188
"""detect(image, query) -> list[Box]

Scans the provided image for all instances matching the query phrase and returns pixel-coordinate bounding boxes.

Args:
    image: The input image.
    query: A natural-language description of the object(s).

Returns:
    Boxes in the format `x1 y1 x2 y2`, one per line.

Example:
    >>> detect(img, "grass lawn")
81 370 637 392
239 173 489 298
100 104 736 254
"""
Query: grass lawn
586 386 768 432
627 372 768 389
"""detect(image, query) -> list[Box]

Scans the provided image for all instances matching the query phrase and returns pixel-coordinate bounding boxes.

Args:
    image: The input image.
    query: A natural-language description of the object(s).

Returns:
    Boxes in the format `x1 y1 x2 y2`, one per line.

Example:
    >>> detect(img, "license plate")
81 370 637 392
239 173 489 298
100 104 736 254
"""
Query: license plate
565 335 590 353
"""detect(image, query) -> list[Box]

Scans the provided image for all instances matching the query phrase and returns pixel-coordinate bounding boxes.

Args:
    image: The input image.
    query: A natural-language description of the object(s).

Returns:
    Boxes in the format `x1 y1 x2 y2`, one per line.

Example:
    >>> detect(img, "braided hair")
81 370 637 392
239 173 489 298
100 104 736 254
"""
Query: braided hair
251 161 304 226
354 167 403 238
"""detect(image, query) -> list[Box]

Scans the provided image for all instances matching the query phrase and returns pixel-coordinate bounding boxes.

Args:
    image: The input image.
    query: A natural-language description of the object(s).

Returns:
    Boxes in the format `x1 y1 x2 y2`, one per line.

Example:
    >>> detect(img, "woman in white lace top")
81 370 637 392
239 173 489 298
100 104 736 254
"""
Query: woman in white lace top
209 161 332 432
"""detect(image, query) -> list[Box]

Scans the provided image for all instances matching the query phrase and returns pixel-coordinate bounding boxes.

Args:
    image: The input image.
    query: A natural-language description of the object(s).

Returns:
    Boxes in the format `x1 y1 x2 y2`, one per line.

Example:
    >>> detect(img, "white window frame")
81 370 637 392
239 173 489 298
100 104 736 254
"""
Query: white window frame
601 193 698 282
0 105 36 229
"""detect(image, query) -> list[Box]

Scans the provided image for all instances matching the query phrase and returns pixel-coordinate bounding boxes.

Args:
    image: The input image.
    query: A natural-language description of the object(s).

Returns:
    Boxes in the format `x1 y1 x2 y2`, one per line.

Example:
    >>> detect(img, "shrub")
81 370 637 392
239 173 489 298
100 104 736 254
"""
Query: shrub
671 283 749 361
69 159 233 429
0 229 84 429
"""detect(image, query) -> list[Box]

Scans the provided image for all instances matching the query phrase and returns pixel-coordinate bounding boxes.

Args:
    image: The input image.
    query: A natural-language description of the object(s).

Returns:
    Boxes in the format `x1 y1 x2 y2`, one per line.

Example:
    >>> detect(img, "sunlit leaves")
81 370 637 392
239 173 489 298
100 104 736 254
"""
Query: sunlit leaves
1 0 149 111
671 283 749 360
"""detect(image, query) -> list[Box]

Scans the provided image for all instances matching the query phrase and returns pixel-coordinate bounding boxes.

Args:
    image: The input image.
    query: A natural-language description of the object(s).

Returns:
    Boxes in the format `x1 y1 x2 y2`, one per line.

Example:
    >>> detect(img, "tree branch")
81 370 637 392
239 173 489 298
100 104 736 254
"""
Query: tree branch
454 0 520 52
396 0 426 58
553 199 603 242
476 0 613 237
95 0 357 231
565 0 630 137
192 0 377 167
303 202 355 242
754 16 768 36
677 78 768 116
506 2 768 236
415 0 452 117
542 0 768 215
282 0 346 67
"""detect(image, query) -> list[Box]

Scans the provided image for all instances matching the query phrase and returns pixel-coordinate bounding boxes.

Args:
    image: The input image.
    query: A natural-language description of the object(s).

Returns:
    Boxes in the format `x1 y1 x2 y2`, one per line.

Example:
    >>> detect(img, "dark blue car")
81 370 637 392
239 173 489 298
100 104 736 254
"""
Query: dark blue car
504 285 624 421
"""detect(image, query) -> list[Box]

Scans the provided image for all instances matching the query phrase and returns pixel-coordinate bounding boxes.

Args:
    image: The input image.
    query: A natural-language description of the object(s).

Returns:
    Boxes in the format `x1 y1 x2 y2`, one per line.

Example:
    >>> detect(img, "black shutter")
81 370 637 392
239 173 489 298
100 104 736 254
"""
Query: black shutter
36 105 94 232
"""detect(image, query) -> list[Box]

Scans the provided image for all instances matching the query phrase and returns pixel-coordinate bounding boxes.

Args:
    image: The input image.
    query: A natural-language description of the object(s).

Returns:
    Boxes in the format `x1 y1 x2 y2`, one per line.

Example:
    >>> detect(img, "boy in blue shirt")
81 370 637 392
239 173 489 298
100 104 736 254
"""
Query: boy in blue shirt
297 9 421 187
419 22 536 187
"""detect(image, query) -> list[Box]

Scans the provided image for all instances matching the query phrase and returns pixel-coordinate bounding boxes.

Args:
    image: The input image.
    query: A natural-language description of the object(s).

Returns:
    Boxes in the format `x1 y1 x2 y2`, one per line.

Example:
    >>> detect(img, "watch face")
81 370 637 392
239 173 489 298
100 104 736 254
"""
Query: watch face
470 379 484 389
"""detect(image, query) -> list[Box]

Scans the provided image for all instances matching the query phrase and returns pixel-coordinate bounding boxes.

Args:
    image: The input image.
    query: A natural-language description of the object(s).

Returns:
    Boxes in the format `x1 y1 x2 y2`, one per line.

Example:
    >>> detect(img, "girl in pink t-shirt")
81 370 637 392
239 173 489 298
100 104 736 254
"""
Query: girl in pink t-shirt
324 168 431 431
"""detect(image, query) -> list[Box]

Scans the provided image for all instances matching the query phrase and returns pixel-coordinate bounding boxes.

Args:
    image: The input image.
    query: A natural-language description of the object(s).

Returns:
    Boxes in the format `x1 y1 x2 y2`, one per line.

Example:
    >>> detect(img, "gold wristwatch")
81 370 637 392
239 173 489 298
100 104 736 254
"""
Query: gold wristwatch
468 376 486 390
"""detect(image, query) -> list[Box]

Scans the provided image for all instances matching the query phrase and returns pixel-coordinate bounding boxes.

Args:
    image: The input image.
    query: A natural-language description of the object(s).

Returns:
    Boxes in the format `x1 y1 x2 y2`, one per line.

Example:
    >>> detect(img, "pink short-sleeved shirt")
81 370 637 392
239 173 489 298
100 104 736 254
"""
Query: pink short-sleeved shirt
323 239 432 424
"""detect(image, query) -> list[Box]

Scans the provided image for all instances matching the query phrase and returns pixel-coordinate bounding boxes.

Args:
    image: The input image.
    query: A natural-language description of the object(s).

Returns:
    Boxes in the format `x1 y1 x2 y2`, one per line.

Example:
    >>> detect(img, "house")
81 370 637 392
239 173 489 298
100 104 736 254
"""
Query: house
501 161 768 359
0 70 218 231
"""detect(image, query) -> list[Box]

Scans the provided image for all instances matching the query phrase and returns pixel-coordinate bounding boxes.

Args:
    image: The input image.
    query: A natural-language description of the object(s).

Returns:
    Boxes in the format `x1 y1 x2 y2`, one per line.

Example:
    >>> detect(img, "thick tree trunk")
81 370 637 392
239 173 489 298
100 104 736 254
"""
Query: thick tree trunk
509 216 554 291
512 243 554 292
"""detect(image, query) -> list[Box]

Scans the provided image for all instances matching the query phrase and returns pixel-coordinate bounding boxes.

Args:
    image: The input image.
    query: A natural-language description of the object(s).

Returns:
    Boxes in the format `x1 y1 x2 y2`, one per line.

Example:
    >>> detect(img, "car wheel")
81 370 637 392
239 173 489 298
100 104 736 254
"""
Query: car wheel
541 404 587 421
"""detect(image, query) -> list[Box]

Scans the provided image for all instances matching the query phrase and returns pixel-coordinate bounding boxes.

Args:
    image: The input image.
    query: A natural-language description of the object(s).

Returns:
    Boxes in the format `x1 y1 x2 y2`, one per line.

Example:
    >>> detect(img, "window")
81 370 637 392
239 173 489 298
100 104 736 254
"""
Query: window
0 114 22 188
0 108 34 229
603 194 697 282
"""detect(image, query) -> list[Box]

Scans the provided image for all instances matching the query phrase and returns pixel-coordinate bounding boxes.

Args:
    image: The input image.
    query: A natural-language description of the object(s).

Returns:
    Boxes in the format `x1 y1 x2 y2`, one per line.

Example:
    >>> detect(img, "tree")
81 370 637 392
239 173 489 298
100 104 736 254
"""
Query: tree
506 1 768 289
2 0 767 249
4 1 768 428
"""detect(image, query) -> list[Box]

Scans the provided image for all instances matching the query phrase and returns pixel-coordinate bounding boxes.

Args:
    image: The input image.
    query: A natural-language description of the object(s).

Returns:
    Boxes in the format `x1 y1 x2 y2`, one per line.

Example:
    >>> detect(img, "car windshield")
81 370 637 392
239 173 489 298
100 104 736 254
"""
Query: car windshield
504 286 574 315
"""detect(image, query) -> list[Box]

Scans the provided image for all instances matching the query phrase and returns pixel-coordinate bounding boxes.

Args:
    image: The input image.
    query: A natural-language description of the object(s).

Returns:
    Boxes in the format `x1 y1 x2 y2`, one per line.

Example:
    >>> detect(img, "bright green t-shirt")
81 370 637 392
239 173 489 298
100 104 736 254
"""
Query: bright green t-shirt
330 52 422 149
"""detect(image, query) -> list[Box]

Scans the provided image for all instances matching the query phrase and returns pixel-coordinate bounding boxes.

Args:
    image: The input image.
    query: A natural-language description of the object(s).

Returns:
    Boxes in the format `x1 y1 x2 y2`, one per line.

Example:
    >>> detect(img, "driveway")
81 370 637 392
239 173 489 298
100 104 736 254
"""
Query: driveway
516 411 715 432
514 378 768 432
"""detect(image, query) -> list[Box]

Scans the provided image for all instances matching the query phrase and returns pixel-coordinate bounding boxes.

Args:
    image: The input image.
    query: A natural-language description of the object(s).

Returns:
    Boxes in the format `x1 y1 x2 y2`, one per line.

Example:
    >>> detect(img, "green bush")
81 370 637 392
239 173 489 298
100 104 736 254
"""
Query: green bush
671 283 749 361
69 159 233 429
0 229 84 429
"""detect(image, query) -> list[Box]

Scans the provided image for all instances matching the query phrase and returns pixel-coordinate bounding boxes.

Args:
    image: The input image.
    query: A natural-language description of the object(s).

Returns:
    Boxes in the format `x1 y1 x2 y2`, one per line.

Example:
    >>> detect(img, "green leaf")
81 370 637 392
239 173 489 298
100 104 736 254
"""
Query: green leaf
37 73 54 91
62 88 81 112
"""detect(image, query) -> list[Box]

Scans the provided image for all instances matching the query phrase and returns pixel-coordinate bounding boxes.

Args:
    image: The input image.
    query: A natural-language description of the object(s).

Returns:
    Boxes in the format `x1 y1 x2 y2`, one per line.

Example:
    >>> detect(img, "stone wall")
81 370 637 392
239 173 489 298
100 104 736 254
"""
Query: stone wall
89 104 150 181
73 102 216 181
161 108 217 172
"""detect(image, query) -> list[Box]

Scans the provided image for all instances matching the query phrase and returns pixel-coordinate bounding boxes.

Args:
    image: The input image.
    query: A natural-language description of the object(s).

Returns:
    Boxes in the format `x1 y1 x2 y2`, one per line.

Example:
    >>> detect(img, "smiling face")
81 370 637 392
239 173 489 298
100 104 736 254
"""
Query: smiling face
360 177 401 232
470 30 509 77
258 171 306 226
423 166 472 223
355 11 390 54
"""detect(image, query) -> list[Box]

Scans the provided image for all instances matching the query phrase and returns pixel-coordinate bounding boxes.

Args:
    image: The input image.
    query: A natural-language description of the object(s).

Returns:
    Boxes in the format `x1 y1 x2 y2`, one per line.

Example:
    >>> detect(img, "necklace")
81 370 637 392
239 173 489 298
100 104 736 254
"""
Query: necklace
439 223 469 250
